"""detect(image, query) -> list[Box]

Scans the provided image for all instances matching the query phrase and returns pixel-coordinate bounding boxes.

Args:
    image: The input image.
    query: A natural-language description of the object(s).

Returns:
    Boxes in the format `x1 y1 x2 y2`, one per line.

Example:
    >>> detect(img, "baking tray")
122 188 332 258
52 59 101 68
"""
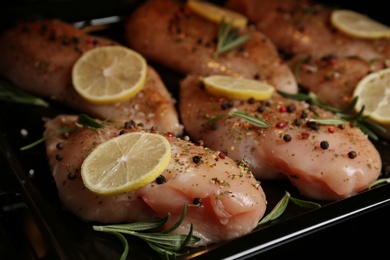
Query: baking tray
1 0 390 259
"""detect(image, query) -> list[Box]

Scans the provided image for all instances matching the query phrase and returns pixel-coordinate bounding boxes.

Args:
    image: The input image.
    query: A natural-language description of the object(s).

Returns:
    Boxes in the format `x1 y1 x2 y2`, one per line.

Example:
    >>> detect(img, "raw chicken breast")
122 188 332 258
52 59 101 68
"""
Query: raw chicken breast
0 19 183 135
125 0 298 93
43 114 267 245
179 75 382 201
225 0 390 109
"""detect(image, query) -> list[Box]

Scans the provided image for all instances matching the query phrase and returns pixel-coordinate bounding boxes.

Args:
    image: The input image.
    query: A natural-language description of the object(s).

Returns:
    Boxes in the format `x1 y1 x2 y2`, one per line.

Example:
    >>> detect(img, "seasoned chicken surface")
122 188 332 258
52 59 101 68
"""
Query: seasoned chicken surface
179 75 382 201
44 114 267 246
0 19 183 135
125 0 298 93
225 0 390 109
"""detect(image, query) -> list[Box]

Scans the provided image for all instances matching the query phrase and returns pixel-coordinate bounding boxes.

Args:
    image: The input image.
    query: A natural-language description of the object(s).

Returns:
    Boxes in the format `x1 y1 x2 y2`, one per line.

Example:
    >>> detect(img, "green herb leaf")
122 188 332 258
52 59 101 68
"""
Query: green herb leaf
258 191 321 225
368 177 390 189
277 90 387 140
276 90 310 101
0 78 49 107
20 137 47 151
309 118 346 125
258 191 290 224
76 114 106 130
207 110 268 129
229 111 269 128
289 196 321 209
93 204 200 259
214 20 251 58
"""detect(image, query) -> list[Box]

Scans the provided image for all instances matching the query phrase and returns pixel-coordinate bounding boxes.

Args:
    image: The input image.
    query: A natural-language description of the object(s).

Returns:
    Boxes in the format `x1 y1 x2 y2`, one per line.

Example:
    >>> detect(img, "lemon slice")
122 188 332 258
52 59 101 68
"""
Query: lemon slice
353 68 390 124
187 0 248 28
203 75 275 100
331 10 390 39
81 132 171 196
72 46 147 105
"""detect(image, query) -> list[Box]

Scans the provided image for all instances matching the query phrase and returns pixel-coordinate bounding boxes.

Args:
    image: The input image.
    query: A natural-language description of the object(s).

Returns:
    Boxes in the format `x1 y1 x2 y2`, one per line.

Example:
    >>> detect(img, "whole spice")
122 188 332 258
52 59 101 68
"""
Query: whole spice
320 141 329 149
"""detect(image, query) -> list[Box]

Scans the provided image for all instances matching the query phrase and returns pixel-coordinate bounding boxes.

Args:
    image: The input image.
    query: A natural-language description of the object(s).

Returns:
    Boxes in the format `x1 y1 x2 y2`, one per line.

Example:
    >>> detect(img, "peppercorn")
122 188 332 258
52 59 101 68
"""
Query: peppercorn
221 100 234 110
192 155 202 164
124 120 136 129
119 130 127 135
294 118 302 126
257 105 265 113
286 104 296 113
320 141 329 149
56 142 64 150
279 106 287 113
55 154 63 161
276 121 288 128
193 198 202 206
248 97 256 104
155 175 167 184
306 121 320 130
300 112 308 119
283 134 292 142
348 151 357 159
67 172 76 180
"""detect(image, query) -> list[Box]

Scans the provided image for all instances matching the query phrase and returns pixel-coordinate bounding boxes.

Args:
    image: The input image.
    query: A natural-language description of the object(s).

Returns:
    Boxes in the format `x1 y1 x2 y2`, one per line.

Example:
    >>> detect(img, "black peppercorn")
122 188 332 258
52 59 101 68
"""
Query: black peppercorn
193 198 202 206
348 151 357 159
320 141 329 149
56 142 64 150
155 175 167 184
283 134 292 142
192 155 202 164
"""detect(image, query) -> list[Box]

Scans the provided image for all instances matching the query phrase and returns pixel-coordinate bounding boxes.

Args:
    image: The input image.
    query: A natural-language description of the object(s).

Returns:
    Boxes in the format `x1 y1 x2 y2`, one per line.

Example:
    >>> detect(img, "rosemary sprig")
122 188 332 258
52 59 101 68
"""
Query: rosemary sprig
258 191 321 225
277 90 387 140
76 113 106 130
93 204 200 259
20 114 106 151
368 177 390 189
0 78 48 107
207 110 269 128
214 19 251 58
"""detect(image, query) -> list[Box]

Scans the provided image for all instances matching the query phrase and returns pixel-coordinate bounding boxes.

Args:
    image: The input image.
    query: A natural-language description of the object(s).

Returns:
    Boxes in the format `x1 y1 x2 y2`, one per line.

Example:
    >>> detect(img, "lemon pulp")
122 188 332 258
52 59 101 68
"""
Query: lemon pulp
72 46 147 105
81 132 171 196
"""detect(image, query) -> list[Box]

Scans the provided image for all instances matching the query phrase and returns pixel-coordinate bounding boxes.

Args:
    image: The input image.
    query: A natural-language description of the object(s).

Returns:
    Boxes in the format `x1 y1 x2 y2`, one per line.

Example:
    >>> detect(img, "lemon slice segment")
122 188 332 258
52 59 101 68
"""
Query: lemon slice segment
353 68 390 124
331 10 390 39
187 0 248 28
203 75 275 100
72 46 147 105
81 132 171 196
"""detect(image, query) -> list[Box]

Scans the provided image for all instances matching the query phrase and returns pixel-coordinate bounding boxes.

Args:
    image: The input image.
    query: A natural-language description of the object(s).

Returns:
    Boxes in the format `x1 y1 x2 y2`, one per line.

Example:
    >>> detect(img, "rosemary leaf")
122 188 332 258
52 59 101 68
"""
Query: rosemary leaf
0 78 49 107
206 114 228 126
309 118 346 125
229 111 269 128
258 191 321 225
214 20 251 58
289 197 321 209
276 90 310 101
110 232 129 260
92 204 200 259
258 191 290 225
163 203 187 234
96 214 170 232
368 177 390 189
207 110 268 128
277 90 387 140
20 137 47 151
76 113 106 129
